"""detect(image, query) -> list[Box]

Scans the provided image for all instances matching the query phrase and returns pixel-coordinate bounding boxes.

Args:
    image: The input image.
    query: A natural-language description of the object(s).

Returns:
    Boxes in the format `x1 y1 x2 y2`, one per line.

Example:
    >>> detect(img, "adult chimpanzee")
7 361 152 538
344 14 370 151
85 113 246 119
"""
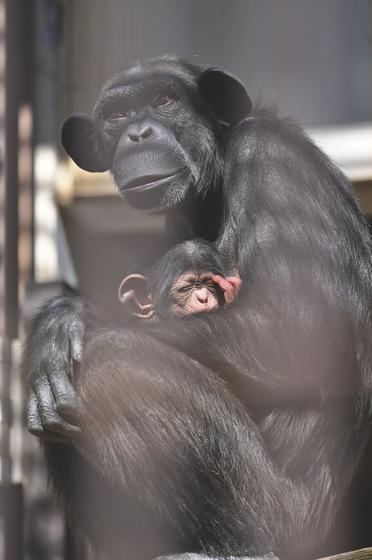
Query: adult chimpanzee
23 56 372 560
119 239 242 318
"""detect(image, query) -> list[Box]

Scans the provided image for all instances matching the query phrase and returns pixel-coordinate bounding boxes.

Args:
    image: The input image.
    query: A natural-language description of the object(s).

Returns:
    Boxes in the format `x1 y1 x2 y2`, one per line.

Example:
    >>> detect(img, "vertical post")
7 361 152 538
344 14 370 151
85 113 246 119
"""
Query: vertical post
0 0 32 557
0 0 15 486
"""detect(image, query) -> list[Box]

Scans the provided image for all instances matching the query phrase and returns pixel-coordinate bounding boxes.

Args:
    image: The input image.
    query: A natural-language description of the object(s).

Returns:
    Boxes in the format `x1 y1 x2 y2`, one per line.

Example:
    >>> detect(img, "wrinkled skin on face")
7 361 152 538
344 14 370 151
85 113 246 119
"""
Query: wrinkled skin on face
64 61 225 212
169 272 222 316
62 57 252 214
169 272 242 315
100 95 221 211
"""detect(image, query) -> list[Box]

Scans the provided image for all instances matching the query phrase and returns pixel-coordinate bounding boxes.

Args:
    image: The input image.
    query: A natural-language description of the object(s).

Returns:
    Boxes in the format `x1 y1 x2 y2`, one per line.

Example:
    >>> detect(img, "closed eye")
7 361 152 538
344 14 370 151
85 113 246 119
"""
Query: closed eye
177 285 194 294
152 94 173 108
108 110 129 120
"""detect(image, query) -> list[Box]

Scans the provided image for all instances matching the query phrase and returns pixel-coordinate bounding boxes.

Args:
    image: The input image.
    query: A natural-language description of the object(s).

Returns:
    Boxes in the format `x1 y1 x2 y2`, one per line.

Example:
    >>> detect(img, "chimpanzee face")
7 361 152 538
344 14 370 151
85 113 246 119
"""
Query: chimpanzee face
61 57 252 212
169 272 222 316
93 72 222 211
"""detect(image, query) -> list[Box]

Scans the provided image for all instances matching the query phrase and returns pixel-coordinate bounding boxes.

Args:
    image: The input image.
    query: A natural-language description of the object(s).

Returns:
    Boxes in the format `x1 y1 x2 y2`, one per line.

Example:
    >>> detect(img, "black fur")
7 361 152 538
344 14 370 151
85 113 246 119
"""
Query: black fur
23 56 372 560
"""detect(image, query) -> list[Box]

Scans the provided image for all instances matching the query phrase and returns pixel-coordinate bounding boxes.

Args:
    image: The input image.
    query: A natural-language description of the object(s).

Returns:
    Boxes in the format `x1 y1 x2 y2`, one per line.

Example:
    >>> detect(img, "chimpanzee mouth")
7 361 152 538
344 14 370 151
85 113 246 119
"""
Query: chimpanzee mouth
120 173 179 193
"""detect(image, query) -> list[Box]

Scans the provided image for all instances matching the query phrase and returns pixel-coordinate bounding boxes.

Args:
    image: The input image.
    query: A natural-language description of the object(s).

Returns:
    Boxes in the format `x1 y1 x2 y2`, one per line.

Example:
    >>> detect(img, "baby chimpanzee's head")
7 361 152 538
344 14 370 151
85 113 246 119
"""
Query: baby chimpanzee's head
119 239 241 319
150 240 229 316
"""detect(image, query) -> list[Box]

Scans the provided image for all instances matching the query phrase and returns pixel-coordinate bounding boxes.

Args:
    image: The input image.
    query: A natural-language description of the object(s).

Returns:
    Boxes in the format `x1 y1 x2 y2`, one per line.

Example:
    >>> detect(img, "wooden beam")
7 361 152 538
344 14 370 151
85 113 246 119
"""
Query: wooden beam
318 547 372 560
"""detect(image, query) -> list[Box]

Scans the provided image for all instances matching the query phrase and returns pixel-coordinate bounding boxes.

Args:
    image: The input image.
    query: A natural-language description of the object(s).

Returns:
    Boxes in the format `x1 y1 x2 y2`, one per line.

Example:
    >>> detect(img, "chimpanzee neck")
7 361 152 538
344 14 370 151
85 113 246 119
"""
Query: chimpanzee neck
167 186 224 243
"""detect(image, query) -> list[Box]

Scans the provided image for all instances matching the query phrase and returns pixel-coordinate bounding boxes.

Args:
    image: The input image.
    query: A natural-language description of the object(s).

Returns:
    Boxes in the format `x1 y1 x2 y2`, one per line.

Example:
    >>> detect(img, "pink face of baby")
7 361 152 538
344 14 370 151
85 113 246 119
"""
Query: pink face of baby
119 270 242 319
170 272 220 316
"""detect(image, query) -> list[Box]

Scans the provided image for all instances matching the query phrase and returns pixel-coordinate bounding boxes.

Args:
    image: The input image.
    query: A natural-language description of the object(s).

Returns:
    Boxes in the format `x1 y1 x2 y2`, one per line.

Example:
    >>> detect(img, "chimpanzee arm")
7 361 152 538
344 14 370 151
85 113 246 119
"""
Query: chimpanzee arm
138 295 357 410
22 292 87 441
141 112 372 408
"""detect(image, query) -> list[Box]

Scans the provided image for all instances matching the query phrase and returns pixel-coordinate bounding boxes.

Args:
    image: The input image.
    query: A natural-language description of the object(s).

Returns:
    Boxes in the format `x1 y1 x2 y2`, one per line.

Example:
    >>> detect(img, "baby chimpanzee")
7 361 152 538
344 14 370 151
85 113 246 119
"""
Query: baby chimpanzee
119 239 241 319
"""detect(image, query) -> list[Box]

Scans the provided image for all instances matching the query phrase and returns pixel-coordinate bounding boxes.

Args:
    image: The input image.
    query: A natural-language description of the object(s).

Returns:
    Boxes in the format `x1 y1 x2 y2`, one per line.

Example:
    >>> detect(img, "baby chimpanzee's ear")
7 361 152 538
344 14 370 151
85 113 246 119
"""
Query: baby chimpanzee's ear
118 273 154 319
61 113 108 172
197 68 252 126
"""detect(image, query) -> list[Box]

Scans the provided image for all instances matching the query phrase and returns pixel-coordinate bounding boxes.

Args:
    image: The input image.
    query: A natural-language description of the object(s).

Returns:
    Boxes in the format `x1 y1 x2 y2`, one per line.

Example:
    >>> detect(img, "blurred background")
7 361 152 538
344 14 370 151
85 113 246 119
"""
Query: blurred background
1 0 372 558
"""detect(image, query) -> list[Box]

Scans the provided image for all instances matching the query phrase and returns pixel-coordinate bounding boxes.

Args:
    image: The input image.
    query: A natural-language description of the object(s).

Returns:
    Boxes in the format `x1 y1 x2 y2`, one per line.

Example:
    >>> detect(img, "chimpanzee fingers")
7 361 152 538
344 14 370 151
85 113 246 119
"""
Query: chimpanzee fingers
211 274 236 303
224 289 235 304
33 377 82 437
28 390 75 441
225 276 242 302
26 390 44 436
48 367 83 427
211 274 231 291
69 319 85 362
226 276 242 289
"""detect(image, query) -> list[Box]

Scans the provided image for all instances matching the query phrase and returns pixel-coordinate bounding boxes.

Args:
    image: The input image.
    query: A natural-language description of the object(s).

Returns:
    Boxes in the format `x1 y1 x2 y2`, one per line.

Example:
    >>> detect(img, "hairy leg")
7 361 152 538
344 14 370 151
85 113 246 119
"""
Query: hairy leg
46 328 289 558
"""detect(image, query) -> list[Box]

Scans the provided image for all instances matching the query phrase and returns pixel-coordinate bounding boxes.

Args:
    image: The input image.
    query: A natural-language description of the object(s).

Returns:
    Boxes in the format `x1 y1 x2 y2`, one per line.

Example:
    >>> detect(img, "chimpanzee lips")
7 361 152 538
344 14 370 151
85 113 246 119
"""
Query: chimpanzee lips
120 173 179 193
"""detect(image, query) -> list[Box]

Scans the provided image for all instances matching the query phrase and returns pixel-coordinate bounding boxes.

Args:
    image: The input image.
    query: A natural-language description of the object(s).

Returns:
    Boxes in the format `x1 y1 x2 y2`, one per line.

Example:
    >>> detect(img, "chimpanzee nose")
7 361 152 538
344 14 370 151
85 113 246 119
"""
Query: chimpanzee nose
116 120 176 152
127 124 153 142
196 288 209 304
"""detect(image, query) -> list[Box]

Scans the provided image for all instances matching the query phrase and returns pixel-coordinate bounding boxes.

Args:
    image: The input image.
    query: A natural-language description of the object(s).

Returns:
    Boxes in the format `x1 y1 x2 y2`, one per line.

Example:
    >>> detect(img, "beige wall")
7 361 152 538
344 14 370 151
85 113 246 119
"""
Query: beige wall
59 0 372 126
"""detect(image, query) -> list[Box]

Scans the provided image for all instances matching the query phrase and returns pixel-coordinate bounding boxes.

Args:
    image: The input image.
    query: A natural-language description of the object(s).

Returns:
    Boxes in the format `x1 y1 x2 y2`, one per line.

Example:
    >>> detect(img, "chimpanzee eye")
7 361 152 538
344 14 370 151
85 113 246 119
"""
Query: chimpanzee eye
108 110 129 121
153 95 173 108
203 281 216 293
177 285 193 294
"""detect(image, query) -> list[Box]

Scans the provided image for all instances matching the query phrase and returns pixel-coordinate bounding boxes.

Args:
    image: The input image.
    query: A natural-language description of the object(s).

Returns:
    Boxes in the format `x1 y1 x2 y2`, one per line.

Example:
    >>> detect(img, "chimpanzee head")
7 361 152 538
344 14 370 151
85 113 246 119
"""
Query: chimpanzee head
149 239 229 316
61 56 252 211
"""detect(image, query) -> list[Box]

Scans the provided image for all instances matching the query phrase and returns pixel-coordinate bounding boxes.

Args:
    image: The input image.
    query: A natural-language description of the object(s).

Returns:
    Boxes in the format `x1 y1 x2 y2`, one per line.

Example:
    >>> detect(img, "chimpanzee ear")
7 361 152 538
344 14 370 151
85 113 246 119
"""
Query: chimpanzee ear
198 68 252 126
61 113 108 172
118 274 154 319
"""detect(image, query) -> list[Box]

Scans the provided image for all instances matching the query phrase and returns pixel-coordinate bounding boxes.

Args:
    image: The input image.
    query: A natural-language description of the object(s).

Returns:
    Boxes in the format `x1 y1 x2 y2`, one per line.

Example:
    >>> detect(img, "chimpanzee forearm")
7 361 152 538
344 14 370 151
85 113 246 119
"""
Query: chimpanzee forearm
138 295 352 409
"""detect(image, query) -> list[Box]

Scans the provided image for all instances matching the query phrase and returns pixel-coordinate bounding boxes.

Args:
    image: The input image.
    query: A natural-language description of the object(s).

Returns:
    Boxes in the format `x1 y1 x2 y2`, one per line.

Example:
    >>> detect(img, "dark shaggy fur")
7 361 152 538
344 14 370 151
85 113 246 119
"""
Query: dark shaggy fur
23 57 372 560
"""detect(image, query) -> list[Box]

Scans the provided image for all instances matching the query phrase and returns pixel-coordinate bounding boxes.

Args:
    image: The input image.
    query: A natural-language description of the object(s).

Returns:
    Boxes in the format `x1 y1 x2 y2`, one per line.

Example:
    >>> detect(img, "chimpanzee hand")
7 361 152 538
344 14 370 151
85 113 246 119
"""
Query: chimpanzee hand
23 293 85 443
212 275 242 304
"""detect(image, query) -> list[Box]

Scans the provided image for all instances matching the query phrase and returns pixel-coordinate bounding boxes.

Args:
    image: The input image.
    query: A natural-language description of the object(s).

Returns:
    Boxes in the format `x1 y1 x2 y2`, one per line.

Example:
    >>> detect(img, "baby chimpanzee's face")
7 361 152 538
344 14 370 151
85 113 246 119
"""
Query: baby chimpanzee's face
169 272 221 316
